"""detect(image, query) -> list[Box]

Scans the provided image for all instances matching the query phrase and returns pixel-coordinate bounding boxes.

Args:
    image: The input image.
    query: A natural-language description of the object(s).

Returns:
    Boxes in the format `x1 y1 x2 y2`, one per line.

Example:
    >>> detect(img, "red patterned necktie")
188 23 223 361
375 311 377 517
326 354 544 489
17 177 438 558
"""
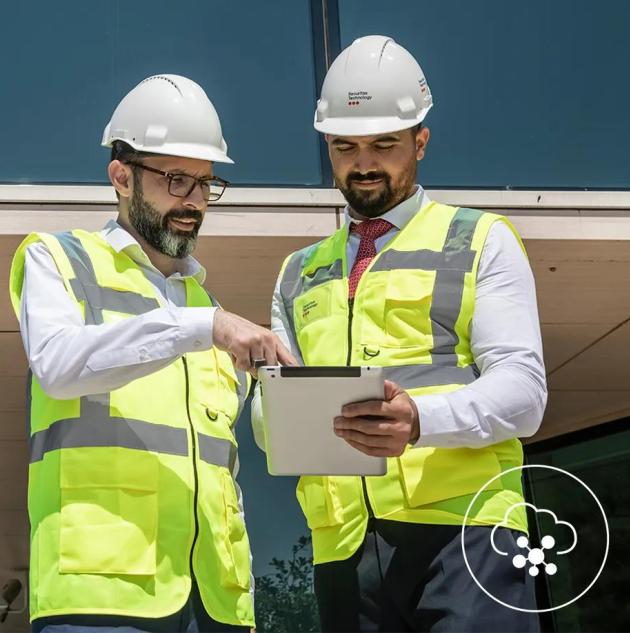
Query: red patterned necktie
348 218 394 298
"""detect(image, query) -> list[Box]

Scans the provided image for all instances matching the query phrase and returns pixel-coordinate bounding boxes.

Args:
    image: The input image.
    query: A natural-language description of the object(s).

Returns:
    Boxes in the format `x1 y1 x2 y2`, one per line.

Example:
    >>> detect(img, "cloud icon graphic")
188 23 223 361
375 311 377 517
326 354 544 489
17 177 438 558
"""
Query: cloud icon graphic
490 502 578 556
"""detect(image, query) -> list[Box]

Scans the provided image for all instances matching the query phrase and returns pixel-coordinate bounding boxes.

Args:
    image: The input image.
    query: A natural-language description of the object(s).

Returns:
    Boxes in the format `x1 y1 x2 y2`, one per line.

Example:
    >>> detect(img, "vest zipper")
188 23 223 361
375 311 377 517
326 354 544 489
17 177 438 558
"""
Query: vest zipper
182 355 201 577
346 298 354 366
347 298 375 528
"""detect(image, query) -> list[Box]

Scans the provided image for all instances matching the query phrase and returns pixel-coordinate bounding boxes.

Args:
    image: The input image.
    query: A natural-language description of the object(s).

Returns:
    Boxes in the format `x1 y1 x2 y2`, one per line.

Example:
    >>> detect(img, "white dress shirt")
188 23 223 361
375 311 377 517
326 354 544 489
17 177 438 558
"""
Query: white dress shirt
251 186 547 449
20 219 218 400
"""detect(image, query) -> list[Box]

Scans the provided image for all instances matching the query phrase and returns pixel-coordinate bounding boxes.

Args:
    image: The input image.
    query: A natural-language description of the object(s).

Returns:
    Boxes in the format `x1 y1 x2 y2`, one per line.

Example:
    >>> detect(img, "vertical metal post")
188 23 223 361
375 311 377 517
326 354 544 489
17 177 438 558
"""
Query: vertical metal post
310 0 341 187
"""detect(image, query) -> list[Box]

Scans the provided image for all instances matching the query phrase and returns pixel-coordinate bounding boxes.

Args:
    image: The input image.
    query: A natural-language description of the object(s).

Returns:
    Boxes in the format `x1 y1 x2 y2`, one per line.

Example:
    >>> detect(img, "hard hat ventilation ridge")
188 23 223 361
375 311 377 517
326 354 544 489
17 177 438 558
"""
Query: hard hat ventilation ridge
378 38 394 67
139 75 183 97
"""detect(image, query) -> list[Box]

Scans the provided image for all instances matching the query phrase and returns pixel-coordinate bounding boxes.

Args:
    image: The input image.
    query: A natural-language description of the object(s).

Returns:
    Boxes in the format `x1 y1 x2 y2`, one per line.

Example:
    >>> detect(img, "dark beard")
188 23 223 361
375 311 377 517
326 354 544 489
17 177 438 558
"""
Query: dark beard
339 171 409 218
129 186 202 259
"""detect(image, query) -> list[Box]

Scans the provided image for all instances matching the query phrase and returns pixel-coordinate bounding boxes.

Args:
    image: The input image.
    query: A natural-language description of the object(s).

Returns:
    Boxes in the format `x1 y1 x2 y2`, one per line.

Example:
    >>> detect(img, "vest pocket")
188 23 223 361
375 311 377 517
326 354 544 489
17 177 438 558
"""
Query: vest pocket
383 271 434 348
59 449 158 576
399 446 504 508
296 476 344 529
219 471 250 589
211 352 242 421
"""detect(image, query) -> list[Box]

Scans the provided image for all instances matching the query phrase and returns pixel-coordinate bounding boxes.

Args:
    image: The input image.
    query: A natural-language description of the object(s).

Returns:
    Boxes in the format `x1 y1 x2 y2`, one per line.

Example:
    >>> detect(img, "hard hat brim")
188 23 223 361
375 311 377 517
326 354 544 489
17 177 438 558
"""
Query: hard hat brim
102 137 234 165
313 109 431 137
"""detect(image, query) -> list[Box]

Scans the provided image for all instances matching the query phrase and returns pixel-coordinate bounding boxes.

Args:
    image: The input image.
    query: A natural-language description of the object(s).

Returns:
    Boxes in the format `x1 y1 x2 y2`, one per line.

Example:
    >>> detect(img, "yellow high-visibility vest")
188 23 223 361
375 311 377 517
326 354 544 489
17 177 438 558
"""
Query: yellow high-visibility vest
9 229 254 626
278 202 529 564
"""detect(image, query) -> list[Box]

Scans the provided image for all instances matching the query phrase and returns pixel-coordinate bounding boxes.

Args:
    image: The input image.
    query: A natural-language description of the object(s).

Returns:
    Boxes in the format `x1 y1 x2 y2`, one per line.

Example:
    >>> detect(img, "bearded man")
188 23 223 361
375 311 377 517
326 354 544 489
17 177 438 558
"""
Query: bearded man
253 37 545 632
10 74 294 633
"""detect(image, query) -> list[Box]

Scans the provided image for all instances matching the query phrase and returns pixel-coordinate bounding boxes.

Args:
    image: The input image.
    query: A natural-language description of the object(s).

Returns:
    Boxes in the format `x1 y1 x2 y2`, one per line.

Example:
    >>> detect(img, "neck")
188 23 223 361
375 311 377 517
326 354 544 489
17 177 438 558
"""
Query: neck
116 214 181 278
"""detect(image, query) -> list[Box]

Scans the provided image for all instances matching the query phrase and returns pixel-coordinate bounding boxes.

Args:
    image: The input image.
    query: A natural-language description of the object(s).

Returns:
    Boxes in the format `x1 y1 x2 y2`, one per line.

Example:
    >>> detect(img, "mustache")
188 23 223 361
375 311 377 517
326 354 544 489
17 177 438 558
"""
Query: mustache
347 171 389 184
164 209 203 224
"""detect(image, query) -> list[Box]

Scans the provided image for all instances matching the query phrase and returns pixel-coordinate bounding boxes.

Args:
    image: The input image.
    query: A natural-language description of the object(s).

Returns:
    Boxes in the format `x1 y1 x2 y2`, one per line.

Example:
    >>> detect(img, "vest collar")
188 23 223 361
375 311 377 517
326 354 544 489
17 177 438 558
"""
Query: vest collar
101 219 206 283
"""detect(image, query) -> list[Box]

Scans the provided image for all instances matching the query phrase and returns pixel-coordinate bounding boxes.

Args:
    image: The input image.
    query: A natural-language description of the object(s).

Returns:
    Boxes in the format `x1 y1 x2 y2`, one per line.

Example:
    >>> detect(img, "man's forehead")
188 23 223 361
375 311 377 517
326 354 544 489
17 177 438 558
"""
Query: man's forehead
144 154 213 178
328 132 403 144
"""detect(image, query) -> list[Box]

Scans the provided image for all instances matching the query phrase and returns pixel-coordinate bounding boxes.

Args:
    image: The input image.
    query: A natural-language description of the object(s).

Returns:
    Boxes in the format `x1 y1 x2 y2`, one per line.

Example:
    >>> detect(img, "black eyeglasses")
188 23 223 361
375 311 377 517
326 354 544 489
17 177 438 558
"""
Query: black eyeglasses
126 162 230 202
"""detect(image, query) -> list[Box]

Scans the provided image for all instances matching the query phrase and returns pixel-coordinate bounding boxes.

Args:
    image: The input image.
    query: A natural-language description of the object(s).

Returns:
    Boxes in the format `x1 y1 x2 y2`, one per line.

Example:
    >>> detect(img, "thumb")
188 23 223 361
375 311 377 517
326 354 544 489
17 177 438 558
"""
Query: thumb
383 379 404 402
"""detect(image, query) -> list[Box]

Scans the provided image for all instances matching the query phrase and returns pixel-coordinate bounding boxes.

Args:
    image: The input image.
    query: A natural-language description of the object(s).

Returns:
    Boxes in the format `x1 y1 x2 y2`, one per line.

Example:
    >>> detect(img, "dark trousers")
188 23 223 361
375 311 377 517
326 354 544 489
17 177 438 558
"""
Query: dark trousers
314 521 540 633
31 580 249 633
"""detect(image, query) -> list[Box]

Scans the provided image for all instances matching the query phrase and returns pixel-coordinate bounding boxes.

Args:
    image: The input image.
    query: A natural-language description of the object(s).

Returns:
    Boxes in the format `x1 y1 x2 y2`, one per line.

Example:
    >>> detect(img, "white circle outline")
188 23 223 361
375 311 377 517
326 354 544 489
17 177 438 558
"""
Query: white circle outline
460 464 609 613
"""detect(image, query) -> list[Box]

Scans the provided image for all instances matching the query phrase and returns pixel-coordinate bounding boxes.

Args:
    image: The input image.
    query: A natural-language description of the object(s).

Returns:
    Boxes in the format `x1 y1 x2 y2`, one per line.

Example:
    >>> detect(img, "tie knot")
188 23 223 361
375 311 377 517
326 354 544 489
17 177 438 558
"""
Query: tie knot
350 218 394 240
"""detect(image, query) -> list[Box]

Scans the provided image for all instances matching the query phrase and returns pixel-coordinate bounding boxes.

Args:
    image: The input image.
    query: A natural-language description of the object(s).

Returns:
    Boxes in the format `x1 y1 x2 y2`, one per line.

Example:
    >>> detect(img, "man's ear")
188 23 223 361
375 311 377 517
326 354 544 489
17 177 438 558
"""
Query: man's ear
415 126 430 161
108 160 134 199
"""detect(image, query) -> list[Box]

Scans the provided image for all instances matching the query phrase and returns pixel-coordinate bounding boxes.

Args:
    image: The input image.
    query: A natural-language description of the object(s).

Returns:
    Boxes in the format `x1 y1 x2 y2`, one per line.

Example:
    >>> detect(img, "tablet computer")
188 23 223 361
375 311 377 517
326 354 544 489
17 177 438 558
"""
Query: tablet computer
258 365 387 476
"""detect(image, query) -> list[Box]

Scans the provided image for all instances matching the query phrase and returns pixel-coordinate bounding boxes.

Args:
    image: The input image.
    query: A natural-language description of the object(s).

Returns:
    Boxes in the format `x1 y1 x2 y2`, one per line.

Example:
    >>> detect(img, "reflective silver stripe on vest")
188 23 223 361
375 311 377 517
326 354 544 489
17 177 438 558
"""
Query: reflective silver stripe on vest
56 232 160 324
370 249 476 273
198 433 237 472
280 250 308 303
279 249 308 340
302 259 343 294
30 417 189 463
427 208 483 366
383 363 478 390
280 253 343 305
277 250 310 365
234 370 249 423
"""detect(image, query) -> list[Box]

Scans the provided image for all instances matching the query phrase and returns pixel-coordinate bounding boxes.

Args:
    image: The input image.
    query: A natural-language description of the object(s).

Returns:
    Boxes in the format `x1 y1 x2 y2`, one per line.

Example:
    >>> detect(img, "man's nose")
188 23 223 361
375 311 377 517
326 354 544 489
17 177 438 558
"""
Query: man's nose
183 182 207 210
353 148 380 175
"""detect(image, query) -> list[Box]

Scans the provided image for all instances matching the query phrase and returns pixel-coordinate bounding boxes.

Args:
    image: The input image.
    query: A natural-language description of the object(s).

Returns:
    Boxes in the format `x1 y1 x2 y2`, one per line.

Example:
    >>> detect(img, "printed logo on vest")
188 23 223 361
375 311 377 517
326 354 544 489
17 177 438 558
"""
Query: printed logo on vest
302 300 318 320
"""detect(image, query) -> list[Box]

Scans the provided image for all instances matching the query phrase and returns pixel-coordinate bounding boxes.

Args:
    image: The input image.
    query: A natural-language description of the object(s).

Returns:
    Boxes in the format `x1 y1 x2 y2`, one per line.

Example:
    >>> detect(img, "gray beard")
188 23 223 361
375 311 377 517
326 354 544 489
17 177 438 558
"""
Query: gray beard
129 189 199 259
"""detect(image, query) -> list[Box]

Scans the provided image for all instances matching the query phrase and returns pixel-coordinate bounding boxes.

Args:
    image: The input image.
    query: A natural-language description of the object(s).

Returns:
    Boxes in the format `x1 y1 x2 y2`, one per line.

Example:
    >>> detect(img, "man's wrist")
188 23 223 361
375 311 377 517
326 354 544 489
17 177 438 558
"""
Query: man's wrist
408 400 420 445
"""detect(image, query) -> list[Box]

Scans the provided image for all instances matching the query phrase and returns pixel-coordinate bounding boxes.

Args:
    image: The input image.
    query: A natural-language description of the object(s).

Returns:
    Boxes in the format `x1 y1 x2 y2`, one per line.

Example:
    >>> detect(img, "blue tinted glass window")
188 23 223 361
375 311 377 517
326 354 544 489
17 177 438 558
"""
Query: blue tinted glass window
0 0 322 185
525 427 629 631
338 0 630 188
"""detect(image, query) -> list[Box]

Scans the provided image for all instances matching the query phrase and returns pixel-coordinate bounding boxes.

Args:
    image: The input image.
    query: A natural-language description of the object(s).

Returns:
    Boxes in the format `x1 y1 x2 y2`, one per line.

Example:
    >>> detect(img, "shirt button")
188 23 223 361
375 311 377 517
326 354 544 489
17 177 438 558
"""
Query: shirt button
139 347 149 361
193 340 202 349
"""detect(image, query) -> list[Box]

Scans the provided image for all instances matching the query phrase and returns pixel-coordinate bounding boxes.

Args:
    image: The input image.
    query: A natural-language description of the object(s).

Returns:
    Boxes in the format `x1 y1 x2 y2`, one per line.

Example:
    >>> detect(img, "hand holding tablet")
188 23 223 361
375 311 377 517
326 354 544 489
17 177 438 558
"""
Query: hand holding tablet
258 366 387 476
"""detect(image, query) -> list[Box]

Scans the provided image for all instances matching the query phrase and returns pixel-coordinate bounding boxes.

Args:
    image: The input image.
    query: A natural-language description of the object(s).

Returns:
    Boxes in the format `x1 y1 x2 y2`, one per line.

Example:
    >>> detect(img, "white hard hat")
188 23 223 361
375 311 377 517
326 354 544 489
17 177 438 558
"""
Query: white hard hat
102 74 233 164
314 35 433 136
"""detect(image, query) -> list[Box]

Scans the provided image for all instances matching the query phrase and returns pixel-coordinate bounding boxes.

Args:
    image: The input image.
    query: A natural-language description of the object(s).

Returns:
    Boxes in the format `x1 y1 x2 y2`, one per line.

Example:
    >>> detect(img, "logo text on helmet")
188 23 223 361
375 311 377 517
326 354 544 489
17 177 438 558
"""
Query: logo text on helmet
347 90 373 107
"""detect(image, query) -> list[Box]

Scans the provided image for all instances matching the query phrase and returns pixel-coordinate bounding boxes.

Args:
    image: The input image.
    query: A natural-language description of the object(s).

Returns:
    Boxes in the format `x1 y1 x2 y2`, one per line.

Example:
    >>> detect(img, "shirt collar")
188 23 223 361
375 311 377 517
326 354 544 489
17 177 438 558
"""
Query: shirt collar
344 185 431 231
101 219 206 283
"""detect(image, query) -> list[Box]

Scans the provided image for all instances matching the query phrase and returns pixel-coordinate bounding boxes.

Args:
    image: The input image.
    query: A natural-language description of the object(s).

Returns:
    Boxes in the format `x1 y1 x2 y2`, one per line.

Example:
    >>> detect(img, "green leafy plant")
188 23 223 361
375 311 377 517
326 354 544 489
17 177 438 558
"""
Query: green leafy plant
254 535 320 633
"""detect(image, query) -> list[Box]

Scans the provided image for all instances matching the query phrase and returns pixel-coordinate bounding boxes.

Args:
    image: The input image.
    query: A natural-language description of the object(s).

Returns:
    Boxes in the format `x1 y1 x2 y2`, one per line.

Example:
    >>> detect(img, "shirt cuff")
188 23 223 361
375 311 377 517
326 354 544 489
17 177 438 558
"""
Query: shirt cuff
411 393 478 449
176 306 216 353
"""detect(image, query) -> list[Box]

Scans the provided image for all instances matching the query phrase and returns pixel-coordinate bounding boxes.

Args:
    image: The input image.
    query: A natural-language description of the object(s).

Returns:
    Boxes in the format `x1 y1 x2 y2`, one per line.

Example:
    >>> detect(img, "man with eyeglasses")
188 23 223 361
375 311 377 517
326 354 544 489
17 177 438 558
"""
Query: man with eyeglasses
9 74 294 632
